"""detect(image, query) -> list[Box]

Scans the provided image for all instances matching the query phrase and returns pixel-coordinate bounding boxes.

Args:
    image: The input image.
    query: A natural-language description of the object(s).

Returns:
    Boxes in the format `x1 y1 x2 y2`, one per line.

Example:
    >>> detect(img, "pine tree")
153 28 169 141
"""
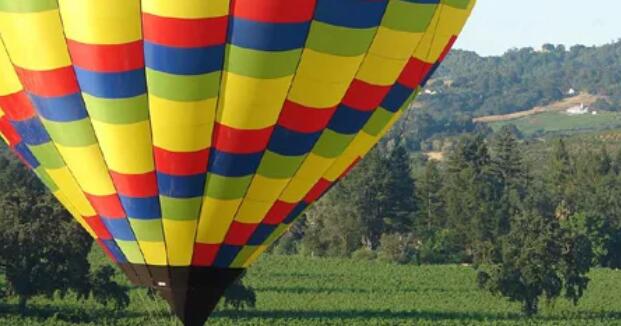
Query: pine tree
569 161 621 268
491 126 527 238
550 139 573 184
443 134 496 260
492 126 525 190
613 149 621 175
462 133 492 174
416 160 445 236
444 139 475 238
548 139 576 211
337 148 390 249
596 146 612 176
383 143 416 234
446 133 491 175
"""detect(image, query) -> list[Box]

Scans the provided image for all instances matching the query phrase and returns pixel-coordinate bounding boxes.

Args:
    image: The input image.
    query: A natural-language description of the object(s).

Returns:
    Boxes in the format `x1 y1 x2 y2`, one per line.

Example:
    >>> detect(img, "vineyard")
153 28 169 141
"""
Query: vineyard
2 254 621 325
488 111 621 138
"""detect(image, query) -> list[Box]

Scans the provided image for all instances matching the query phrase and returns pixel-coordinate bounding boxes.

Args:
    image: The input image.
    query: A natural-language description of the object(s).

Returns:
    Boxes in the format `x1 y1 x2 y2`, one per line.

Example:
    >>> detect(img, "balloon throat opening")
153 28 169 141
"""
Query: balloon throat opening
124 264 244 326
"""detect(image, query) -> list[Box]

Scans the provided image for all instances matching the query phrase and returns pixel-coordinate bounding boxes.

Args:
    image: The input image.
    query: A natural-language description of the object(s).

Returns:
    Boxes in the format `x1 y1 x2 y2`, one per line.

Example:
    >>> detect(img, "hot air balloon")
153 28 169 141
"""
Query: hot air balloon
0 0 475 325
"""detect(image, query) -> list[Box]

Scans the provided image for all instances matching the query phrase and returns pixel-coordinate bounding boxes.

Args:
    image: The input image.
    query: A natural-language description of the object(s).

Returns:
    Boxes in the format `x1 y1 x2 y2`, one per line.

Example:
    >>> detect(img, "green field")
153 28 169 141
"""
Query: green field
3 255 621 325
489 111 621 137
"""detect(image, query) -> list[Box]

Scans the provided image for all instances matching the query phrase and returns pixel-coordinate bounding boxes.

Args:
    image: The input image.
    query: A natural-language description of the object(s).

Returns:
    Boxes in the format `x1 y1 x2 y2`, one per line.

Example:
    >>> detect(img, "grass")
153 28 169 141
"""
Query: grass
3 254 621 325
488 111 621 137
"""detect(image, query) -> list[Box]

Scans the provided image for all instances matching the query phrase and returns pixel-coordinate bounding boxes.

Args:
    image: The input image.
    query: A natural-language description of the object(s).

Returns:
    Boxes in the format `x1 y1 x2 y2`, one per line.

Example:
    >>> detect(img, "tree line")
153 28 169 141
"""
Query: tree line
2 124 619 316
3 123 621 316
277 126 621 314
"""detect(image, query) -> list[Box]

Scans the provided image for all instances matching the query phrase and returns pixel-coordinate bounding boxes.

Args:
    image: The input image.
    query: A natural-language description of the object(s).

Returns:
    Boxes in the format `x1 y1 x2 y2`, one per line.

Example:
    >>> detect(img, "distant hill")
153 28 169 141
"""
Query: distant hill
473 93 602 123
393 41 621 150
429 42 621 118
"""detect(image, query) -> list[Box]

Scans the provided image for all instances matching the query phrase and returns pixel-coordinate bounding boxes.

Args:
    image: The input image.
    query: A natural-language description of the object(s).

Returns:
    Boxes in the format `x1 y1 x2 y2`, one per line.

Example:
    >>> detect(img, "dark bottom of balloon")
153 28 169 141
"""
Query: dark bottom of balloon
118 263 244 326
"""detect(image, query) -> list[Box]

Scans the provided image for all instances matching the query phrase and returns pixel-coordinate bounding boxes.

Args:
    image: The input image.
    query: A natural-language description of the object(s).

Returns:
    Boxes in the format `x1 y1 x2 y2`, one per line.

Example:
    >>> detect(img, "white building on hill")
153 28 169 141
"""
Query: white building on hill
566 103 589 115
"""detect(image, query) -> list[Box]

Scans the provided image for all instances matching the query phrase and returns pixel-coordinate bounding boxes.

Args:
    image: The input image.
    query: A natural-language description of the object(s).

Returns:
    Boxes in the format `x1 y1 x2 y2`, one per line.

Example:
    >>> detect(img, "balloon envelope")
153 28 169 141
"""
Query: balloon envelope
0 0 475 324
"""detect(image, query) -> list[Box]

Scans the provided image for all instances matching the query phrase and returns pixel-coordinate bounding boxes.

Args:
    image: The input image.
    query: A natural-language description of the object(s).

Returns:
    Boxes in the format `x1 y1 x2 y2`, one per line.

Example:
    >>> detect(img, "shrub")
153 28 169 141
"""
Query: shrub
88 266 129 310
273 234 300 256
417 229 467 264
377 234 416 264
351 247 377 261
223 274 256 311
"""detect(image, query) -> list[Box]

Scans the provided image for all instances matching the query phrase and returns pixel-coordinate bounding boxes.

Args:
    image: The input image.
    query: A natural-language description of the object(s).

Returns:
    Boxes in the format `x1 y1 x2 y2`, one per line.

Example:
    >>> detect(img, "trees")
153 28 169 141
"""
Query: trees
491 126 527 239
477 209 592 316
613 149 621 175
547 139 576 216
596 146 612 176
475 133 593 315
0 154 129 313
333 145 416 250
0 190 93 313
391 41 621 151
443 134 488 239
301 194 363 257
383 143 416 234
492 126 526 191
301 144 417 257
416 160 445 237
377 233 416 265
338 148 390 250
568 147 621 268
0 156 96 313
443 133 502 262
88 266 130 309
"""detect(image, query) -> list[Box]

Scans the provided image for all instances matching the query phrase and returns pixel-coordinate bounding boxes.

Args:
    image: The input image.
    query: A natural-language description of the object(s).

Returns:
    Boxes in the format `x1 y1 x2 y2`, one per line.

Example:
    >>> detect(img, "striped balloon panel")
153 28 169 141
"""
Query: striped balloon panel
0 0 475 270
141 0 230 267
0 2 148 273
192 0 319 267
57 0 167 268
0 43 126 263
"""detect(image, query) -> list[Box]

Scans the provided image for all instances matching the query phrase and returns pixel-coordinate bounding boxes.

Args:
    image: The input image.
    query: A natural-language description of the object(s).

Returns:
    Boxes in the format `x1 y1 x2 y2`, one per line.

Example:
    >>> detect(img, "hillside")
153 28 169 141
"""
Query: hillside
394 41 621 150
488 110 621 138
473 93 602 123
431 42 621 118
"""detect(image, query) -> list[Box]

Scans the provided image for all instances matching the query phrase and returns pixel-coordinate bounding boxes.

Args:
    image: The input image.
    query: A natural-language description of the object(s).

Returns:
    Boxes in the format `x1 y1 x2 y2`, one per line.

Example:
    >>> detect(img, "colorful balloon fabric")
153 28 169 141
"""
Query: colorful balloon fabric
0 0 475 324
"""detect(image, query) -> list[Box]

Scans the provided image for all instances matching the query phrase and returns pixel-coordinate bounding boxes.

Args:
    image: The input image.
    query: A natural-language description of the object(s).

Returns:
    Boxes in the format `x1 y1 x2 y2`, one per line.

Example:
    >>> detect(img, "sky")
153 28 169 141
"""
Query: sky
454 0 621 56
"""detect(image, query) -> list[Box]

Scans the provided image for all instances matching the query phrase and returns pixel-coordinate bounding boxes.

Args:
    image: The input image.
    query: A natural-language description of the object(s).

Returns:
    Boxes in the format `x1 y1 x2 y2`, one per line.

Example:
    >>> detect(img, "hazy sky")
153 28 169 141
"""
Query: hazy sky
454 0 621 56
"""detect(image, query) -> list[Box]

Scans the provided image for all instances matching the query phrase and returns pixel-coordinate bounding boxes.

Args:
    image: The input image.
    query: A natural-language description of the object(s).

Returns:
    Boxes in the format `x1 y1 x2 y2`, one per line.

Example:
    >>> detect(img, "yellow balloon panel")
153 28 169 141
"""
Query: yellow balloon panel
58 0 142 44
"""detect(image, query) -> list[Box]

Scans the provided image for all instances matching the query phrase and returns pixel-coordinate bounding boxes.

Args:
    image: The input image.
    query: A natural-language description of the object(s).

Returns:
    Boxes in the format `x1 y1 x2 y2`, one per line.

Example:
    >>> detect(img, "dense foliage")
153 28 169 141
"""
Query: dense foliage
435 43 621 117
477 210 592 315
0 151 129 313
